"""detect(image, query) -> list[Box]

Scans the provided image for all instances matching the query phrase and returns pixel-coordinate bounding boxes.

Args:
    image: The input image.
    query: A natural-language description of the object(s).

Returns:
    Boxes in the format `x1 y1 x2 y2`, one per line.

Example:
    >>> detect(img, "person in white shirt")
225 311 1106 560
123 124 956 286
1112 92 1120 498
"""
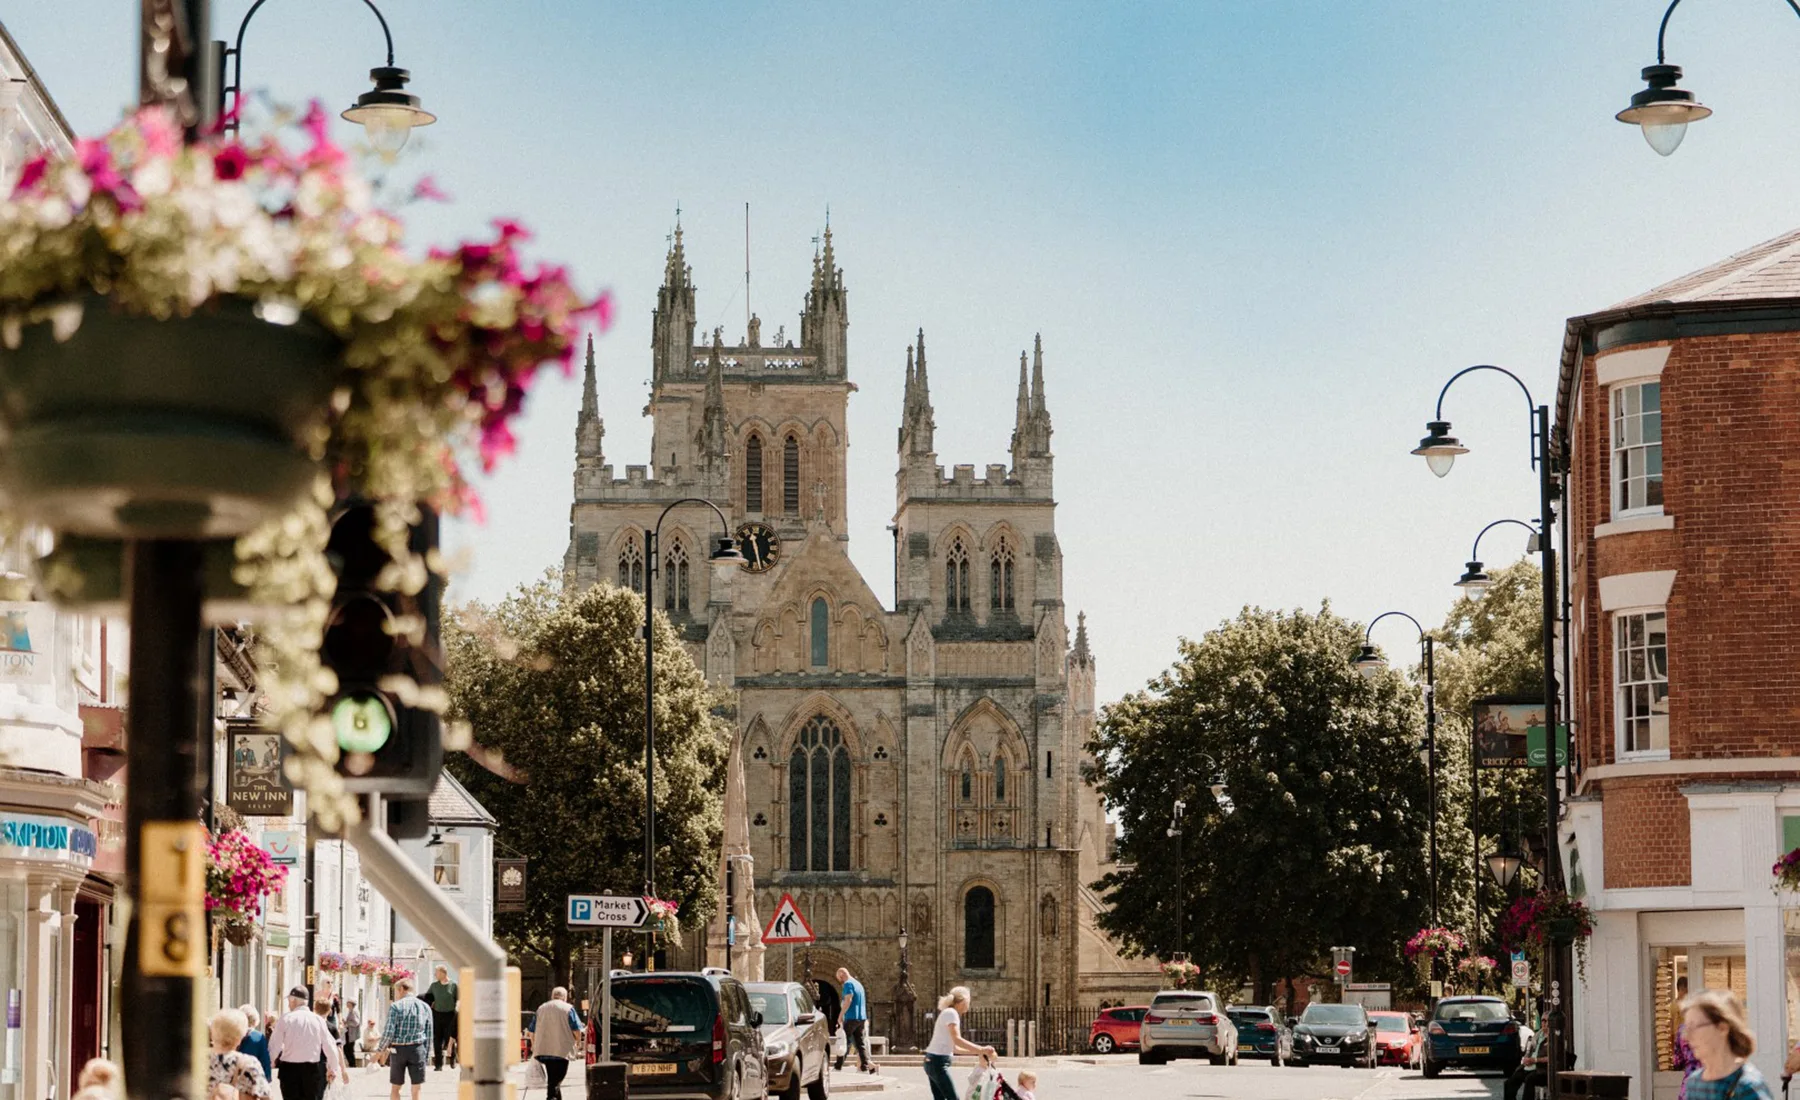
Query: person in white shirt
268 987 342 1100
923 986 994 1100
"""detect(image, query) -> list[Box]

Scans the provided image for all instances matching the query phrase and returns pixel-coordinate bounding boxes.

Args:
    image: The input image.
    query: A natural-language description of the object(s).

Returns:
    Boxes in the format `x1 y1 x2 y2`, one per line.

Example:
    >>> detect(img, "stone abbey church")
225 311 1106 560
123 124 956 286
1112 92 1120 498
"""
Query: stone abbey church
562 224 1155 1010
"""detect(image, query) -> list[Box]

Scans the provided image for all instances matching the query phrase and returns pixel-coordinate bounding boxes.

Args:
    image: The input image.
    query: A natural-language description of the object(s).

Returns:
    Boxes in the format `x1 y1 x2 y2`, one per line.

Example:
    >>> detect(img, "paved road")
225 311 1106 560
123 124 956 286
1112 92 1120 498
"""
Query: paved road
881 1056 1505 1100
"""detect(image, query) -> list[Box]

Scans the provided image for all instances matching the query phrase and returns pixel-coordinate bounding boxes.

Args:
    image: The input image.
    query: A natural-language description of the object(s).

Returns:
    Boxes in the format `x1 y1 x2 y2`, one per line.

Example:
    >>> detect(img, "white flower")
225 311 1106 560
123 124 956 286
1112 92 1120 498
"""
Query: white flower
47 300 83 342
212 181 256 229
132 158 173 198
295 172 331 219
31 198 71 230
59 170 90 210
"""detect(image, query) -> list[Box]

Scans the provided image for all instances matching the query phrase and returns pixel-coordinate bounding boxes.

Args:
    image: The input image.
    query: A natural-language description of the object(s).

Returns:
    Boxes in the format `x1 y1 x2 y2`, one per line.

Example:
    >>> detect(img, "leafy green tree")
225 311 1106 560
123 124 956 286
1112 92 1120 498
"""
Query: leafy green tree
1088 605 1429 1004
444 571 729 984
1426 559 1547 962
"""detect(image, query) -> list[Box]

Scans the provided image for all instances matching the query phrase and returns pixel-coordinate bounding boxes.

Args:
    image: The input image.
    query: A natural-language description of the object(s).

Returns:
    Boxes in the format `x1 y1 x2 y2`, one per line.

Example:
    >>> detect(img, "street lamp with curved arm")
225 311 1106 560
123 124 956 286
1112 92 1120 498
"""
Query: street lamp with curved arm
1165 753 1227 962
1352 610 1440 925
1411 362 1566 1090
1453 518 1542 594
642 498 743 899
220 0 436 152
1615 0 1800 155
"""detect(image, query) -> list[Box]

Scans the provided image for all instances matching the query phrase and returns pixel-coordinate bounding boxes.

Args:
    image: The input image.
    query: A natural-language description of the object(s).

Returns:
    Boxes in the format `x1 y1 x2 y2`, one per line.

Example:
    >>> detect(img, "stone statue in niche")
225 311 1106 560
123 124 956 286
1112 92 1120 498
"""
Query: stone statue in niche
1040 894 1059 939
911 894 932 936
747 314 761 346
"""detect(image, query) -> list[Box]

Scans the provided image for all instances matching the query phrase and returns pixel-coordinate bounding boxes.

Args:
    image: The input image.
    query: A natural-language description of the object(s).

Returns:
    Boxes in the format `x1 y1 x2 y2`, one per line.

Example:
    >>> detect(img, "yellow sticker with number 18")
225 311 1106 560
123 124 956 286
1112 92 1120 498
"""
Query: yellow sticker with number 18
139 821 207 977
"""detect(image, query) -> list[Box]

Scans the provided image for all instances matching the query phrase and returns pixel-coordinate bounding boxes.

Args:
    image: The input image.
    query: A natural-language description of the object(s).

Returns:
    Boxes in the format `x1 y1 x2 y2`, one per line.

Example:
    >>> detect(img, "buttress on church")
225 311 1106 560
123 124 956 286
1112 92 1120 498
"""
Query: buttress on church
561 223 1156 1010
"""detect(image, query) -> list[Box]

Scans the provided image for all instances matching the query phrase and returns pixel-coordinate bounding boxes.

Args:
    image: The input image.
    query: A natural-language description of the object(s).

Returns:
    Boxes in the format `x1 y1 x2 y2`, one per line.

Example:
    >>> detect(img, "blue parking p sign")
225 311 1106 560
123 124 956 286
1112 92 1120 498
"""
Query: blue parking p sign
570 897 593 923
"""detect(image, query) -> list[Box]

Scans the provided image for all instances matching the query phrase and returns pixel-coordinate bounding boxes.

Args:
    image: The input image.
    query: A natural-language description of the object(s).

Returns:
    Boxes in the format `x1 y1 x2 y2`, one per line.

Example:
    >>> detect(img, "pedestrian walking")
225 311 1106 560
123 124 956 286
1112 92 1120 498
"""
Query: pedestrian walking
1682 989 1775 1100
208 1008 273 1100
269 987 341 1100
237 1005 272 1078
74 1058 121 1100
341 1001 362 1070
425 965 460 1070
923 986 994 1100
379 977 434 1100
527 986 585 1100
835 968 871 1073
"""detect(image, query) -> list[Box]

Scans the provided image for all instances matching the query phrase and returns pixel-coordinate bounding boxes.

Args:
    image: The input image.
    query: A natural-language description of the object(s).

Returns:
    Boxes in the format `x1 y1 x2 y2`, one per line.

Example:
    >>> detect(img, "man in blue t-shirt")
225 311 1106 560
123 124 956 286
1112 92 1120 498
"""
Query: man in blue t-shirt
835 968 872 1073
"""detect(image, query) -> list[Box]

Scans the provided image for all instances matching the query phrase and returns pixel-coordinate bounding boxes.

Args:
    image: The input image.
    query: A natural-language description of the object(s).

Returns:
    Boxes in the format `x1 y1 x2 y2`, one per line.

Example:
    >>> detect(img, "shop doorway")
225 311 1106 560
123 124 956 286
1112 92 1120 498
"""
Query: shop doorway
1651 946 1747 1100
71 898 103 1067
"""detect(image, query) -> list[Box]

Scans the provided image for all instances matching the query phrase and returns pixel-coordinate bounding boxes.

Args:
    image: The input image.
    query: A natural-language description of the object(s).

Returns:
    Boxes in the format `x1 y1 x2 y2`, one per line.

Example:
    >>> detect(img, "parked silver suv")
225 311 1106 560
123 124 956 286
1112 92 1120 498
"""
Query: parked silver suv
1138 990 1238 1066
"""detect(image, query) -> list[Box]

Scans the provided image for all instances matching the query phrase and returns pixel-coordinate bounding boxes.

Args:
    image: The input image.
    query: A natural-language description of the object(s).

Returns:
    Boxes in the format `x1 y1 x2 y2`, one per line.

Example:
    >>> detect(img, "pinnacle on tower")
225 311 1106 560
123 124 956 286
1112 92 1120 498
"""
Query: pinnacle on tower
899 329 935 457
575 333 604 468
701 330 731 471
664 214 691 290
1031 333 1047 417
1072 610 1092 664
1024 333 1053 458
1010 350 1030 471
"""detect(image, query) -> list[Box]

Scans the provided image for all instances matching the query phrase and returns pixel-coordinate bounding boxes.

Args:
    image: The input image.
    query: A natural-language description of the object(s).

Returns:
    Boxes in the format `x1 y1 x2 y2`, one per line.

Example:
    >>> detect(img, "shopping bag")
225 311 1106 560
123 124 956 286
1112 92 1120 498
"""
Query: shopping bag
964 1066 999 1100
524 1058 549 1091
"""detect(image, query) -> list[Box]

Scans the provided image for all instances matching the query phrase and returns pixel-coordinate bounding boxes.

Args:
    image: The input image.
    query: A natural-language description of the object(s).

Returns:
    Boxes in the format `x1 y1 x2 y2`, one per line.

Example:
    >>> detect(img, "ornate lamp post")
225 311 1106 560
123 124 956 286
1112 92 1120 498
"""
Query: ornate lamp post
641 499 742 898
1412 364 1566 1094
894 925 916 1051
1451 519 1542 594
1352 611 1438 926
217 0 437 151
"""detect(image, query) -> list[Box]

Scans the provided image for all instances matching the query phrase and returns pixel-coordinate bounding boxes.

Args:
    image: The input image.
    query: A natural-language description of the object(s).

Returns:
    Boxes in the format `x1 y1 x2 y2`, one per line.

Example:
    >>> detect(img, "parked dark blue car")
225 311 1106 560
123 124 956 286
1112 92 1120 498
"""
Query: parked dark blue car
1226 1007 1292 1065
1422 996 1523 1078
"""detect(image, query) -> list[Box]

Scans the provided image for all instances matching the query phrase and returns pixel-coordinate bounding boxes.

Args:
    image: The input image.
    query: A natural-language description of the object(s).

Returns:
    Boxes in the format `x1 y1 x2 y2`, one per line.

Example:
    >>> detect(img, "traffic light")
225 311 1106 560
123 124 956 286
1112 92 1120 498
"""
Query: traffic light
322 502 444 795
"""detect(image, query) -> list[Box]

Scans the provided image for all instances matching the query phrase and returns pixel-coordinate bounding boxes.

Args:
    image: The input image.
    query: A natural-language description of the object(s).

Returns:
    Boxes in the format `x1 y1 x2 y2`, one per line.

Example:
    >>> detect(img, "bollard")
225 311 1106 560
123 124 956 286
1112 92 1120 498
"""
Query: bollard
1026 1020 1037 1059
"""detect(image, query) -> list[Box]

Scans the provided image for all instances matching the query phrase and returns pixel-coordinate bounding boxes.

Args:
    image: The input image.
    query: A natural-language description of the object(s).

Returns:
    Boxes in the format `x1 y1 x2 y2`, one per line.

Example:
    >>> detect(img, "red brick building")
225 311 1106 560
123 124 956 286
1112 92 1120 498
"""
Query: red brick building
1557 228 1800 1098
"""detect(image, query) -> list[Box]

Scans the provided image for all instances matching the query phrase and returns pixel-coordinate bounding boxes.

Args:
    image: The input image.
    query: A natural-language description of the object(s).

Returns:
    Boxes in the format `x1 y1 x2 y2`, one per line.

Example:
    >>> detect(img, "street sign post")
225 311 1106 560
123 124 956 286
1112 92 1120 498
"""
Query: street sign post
567 894 650 928
1511 952 1530 988
763 893 815 980
567 894 651 1068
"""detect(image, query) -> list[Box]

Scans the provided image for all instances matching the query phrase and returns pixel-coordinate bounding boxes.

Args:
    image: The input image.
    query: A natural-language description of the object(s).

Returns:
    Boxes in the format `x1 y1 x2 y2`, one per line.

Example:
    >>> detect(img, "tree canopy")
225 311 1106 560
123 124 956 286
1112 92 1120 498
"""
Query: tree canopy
444 572 729 983
1087 604 1429 1003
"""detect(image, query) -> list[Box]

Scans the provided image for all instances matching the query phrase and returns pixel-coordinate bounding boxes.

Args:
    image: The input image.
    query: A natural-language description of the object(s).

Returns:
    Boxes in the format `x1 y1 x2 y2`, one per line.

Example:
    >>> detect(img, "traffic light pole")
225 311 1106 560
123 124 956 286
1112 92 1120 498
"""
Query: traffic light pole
349 799 508 1100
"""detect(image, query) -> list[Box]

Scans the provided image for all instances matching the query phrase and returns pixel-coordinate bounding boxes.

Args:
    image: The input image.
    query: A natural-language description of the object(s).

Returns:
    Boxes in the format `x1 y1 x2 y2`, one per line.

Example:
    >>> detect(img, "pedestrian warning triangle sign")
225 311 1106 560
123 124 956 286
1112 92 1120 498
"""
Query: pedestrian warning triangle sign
763 893 815 944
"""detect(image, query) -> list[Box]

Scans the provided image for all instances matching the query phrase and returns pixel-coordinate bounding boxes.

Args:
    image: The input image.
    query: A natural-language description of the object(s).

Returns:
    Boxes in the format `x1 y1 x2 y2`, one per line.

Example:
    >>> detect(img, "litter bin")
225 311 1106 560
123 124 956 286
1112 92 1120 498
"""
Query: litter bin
1555 1070 1631 1098
587 1061 629 1100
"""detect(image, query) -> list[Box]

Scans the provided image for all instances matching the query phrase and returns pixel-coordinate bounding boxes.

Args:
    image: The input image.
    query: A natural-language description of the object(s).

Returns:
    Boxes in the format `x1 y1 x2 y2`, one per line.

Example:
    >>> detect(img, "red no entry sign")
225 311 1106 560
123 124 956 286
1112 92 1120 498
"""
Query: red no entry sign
1335 960 1352 976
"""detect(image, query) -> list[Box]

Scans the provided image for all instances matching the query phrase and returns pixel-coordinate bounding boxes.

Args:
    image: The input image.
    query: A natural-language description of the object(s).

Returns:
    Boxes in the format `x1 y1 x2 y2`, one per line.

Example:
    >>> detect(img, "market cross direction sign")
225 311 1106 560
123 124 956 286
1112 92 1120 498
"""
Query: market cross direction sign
567 894 649 928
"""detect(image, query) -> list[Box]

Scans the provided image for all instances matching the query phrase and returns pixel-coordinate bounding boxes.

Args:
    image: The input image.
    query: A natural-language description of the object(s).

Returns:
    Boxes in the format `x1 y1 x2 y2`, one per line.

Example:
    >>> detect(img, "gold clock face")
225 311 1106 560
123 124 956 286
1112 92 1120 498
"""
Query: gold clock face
736 522 781 573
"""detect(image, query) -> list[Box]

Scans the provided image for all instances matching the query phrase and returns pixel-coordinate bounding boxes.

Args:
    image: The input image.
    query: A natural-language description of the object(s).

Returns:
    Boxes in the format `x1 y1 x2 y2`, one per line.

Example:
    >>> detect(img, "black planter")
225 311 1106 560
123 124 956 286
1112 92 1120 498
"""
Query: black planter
0 294 339 538
1546 917 1579 943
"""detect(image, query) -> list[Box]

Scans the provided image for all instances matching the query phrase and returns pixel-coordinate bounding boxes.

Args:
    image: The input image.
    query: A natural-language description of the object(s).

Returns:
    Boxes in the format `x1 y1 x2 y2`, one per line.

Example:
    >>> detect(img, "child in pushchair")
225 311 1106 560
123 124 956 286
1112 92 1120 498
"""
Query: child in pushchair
992 1068 1036 1100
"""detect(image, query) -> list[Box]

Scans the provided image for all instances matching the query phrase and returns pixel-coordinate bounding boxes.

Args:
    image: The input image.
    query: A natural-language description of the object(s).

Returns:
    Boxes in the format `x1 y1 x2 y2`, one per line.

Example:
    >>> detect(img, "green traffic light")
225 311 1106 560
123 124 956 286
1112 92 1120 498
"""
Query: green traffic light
332 693 394 754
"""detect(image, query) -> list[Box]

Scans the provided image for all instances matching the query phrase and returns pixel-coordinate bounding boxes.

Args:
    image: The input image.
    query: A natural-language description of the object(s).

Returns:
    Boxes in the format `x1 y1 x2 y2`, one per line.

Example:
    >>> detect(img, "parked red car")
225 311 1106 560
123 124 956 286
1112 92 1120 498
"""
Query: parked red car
1370 1011 1422 1068
1089 1006 1148 1053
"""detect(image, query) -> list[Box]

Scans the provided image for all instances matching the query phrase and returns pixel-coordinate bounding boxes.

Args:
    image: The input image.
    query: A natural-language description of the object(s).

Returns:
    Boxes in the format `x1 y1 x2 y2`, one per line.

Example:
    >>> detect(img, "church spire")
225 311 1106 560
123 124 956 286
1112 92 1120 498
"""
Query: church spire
1072 611 1092 665
576 333 604 469
664 212 691 290
1031 332 1048 418
1022 333 1053 458
653 210 697 380
801 216 848 377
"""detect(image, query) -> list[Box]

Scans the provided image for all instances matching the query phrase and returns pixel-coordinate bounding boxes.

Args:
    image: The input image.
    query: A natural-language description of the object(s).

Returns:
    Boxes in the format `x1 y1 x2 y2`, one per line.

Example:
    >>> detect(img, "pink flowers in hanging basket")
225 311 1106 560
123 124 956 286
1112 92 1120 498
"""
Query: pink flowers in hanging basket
206 829 288 919
1404 926 1467 960
318 951 349 972
1773 848 1800 891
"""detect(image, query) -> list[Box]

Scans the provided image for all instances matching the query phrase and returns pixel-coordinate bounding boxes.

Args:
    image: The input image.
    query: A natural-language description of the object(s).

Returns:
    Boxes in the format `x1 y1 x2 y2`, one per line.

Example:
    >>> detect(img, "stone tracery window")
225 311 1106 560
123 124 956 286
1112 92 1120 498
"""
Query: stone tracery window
946 538 970 612
994 754 1007 802
663 539 690 612
965 886 996 969
788 716 852 872
617 538 643 593
810 597 829 668
990 539 1015 611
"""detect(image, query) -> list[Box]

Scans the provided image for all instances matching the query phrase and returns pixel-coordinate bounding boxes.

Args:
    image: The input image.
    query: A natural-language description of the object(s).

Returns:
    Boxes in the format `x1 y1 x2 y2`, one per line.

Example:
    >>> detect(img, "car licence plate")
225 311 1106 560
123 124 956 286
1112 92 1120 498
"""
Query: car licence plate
629 1063 677 1076
1460 1046 1490 1055
1166 1018 1194 1026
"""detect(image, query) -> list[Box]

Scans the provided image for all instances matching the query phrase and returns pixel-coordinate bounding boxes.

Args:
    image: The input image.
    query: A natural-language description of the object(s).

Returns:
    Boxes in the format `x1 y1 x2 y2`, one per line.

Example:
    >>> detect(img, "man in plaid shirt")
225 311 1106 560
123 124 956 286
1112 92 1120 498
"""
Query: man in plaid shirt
382 977 435 1100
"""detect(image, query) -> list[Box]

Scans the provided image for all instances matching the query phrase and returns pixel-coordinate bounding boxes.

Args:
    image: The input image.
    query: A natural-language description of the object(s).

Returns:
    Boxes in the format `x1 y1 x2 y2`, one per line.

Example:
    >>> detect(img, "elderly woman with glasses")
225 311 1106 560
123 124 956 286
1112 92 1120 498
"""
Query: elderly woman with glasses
1681 989 1775 1100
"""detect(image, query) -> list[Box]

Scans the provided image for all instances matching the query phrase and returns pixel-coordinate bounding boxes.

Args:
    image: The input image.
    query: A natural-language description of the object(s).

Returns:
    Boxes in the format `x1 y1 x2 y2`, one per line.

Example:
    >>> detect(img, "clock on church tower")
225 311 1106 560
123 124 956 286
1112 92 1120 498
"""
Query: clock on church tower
735 522 781 573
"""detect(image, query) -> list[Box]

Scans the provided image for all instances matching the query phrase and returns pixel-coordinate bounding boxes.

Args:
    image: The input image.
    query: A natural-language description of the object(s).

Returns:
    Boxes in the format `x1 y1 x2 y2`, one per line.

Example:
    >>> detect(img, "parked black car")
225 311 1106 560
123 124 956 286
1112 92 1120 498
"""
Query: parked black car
1226 1007 1293 1065
1288 1003 1376 1068
608 971 770 1100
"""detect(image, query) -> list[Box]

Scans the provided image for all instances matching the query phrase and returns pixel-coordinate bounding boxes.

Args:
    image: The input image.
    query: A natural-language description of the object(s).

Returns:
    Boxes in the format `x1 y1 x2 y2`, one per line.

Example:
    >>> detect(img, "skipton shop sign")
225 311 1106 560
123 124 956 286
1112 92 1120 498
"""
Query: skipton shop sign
0 603 53 685
0 814 97 869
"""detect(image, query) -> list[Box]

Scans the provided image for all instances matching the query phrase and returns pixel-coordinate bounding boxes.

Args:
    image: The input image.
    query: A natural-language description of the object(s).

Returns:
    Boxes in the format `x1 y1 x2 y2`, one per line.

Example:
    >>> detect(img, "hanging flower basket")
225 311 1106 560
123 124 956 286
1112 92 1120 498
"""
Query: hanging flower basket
318 951 349 973
1455 955 1498 991
206 827 286 947
349 954 384 977
376 963 414 987
1500 890 1594 980
0 102 609 829
218 913 257 946
1404 925 1467 978
646 897 682 948
1160 959 1201 989
1773 848 1800 891
0 293 337 538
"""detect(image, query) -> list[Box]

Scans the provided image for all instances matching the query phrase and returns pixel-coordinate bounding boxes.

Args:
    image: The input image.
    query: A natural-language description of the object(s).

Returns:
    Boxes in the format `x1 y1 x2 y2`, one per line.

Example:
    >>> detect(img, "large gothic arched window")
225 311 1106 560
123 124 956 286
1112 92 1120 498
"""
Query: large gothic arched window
617 538 643 593
965 886 996 969
783 435 801 515
788 716 852 873
745 435 764 513
664 540 689 612
946 538 970 613
990 539 1015 612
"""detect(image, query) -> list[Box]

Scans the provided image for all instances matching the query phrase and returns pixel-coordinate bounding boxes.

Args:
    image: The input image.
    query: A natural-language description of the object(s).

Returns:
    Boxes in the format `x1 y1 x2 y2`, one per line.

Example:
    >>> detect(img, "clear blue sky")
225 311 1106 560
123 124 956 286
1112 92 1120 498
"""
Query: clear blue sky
6 2 1795 703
